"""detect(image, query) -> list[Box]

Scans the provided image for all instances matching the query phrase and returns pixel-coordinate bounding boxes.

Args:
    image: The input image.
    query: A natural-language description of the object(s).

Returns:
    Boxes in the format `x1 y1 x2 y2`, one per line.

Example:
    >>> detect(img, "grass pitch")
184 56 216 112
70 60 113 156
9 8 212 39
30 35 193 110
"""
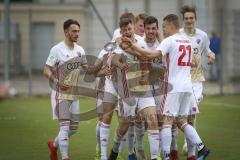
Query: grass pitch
0 95 239 160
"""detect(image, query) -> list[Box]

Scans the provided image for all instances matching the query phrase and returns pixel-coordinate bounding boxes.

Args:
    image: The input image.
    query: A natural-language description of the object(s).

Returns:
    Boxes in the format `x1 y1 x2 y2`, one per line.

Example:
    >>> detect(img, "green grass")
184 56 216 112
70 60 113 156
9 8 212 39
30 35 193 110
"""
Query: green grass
0 95 240 160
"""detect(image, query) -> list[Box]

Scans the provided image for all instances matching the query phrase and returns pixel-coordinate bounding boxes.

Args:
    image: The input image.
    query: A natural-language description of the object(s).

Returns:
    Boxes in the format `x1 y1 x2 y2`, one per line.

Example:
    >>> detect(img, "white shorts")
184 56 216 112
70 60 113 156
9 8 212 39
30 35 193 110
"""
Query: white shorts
103 78 118 104
189 82 203 115
160 92 196 117
51 91 80 121
192 82 203 103
118 93 156 117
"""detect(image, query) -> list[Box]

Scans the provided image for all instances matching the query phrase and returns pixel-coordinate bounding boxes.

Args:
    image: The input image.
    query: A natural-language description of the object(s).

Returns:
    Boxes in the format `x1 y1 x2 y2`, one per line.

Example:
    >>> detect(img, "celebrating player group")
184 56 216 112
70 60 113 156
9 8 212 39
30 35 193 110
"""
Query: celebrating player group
44 5 215 160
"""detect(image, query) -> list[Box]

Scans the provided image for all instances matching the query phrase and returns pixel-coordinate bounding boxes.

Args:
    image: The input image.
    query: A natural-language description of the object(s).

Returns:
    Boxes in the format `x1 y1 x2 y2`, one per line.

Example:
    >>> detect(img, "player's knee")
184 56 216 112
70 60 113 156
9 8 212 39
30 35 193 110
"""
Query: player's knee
162 115 174 126
176 116 188 130
187 114 196 126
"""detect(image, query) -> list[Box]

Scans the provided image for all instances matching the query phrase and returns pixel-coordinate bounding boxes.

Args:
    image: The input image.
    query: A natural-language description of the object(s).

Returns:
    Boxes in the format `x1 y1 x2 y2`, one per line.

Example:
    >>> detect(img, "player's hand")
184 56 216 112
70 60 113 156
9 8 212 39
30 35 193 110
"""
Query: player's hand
208 52 215 64
119 40 131 50
122 37 134 47
58 81 70 91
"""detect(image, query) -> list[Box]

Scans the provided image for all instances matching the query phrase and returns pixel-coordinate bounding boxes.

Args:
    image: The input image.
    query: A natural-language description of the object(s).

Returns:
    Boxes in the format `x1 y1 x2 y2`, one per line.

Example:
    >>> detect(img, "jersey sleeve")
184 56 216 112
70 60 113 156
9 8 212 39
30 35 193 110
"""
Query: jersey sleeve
111 28 121 42
46 47 59 67
203 33 212 56
80 50 88 65
156 37 171 56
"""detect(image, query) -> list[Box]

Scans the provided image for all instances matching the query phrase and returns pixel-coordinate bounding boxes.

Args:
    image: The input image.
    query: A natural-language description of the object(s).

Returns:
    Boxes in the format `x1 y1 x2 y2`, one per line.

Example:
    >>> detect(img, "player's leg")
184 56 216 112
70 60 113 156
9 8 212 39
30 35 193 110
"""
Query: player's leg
100 101 116 160
139 96 159 160
100 80 118 160
155 94 164 160
95 91 104 160
115 100 127 159
184 83 202 159
135 113 146 160
57 100 72 160
48 93 59 160
170 121 180 160
161 115 174 160
108 98 136 160
177 92 209 160
160 93 181 160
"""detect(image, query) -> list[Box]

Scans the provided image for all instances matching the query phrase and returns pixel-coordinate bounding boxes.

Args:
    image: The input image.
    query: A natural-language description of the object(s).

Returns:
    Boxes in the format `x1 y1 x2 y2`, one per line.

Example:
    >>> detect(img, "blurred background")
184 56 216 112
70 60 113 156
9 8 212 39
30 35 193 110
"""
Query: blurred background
0 0 240 96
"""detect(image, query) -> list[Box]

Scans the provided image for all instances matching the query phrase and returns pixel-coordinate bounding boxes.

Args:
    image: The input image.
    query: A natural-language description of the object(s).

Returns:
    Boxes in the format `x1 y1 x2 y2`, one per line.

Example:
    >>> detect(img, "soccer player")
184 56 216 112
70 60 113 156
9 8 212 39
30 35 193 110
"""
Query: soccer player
99 13 135 160
44 19 88 160
123 14 210 160
134 13 148 37
108 17 159 160
112 12 148 160
179 5 215 160
94 49 112 160
143 15 163 160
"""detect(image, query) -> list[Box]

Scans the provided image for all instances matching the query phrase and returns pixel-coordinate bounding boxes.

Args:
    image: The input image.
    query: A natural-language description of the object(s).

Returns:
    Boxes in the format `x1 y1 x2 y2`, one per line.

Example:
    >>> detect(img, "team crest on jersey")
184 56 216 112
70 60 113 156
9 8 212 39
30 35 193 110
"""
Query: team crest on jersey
196 39 201 44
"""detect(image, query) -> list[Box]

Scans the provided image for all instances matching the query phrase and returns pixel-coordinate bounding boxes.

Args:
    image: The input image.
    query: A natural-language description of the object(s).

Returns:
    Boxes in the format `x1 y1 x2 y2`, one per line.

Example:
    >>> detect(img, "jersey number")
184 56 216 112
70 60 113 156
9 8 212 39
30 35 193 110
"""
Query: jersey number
178 45 192 66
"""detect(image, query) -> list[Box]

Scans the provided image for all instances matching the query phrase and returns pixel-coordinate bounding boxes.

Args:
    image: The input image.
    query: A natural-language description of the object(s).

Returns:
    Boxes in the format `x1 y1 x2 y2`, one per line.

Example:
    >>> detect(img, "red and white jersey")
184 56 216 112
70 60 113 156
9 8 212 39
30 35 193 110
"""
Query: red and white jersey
46 41 87 100
179 28 212 82
157 33 193 93
114 36 150 93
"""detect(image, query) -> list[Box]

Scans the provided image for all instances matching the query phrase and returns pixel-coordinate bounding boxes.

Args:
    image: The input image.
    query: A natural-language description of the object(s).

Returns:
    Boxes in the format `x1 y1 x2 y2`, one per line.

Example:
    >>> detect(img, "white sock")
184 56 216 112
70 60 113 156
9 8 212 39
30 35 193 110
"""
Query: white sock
112 130 123 153
158 129 162 156
100 122 110 160
171 128 178 151
186 138 196 157
119 133 127 154
161 125 172 160
96 121 101 149
135 125 145 151
58 121 70 159
147 130 160 159
182 123 204 151
127 125 135 154
69 121 78 137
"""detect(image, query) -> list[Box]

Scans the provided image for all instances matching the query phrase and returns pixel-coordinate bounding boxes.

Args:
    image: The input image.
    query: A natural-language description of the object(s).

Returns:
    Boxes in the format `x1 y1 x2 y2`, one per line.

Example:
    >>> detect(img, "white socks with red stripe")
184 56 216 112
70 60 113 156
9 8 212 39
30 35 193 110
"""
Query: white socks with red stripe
127 125 135 154
58 121 70 160
148 130 160 159
161 125 172 160
100 122 110 160
171 127 179 151
96 121 101 150
135 125 145 151
182 124 204 151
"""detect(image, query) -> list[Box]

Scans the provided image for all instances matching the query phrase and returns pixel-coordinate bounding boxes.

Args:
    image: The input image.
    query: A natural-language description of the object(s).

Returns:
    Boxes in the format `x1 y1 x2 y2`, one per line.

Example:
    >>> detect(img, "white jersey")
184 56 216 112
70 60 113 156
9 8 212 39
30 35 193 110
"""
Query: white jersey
157 33 193 93
114 36 150 93
145 39 163 65
46 41 87 100
179 28 212 82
